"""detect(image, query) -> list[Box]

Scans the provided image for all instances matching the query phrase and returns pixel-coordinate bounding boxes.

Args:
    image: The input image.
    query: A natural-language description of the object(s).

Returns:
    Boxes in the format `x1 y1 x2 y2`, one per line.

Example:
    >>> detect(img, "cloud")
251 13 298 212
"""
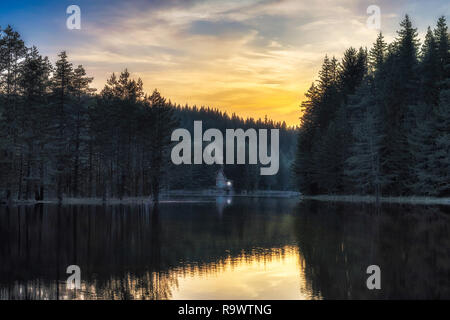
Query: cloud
25 0 448 126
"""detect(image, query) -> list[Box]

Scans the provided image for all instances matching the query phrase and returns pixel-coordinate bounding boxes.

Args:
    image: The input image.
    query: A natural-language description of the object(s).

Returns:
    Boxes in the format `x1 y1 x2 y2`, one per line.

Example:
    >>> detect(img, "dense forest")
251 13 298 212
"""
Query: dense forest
168 107 296 192
294 15 450 198
3 14 447 202
0 25 296 202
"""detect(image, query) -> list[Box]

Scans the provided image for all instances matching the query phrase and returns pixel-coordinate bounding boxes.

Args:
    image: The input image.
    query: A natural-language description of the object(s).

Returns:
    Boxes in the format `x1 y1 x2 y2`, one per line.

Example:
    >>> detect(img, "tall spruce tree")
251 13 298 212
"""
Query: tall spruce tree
369 32 387 73
293 83 321 193
434 16 450 88
294 15 450 198
420 27 440 107
380 15 420 195
345 95 386 200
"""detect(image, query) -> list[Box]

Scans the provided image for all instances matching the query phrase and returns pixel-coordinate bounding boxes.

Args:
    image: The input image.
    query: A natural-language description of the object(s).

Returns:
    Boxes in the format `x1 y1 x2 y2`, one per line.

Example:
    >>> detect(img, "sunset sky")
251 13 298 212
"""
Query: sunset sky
1 0 449 125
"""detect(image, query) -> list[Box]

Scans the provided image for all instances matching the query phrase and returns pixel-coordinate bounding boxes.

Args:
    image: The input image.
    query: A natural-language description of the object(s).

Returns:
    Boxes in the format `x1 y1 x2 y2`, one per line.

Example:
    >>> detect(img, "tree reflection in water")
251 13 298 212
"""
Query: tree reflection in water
0 199 449 299
294 201 450 299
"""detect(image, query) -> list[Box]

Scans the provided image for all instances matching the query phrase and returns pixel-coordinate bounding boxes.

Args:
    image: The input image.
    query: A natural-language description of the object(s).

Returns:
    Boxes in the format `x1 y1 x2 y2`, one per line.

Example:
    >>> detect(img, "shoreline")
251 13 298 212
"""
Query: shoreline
1 190 301 205
3 193 450 206
300 195 450 205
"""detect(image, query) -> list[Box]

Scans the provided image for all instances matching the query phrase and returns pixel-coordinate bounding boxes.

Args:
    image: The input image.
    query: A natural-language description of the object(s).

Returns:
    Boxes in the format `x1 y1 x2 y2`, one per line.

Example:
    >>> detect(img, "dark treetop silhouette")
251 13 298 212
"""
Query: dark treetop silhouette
0 25 296 202
293 15 450 198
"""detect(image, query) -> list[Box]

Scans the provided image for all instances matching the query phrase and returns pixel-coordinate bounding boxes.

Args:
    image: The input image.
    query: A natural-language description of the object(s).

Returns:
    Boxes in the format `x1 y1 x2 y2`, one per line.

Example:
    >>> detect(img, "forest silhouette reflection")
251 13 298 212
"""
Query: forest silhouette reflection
0 199 449 299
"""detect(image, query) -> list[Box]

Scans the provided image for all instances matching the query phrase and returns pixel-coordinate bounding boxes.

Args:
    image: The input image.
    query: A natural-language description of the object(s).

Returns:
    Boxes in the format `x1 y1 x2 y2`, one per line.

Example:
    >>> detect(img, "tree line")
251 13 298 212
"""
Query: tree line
0 25 297 202
0 25 176 202
294 15 450 198
169 106 297 193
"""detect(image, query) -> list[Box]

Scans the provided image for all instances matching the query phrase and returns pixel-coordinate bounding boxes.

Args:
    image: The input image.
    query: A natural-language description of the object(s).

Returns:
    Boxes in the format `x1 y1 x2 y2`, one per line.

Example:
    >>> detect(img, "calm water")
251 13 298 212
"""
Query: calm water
0 198 449 300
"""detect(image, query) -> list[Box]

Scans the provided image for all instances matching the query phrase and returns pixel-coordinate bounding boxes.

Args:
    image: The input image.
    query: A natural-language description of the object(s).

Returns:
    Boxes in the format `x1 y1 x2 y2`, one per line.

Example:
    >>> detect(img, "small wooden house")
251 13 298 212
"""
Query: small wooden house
216 168 232 192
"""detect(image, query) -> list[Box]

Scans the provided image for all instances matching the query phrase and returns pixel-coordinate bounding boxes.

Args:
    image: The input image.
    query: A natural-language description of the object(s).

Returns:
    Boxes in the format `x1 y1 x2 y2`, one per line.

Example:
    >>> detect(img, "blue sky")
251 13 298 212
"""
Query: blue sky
1 0 449 124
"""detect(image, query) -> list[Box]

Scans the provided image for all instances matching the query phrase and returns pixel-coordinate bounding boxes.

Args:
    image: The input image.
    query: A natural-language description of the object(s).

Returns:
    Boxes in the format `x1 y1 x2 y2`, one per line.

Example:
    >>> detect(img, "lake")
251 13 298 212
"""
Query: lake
0 198 449 299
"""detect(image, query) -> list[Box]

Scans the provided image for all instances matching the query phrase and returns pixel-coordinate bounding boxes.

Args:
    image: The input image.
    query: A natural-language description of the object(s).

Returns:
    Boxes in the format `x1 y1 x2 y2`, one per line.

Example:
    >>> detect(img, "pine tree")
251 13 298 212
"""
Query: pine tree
434 16 450 87
147 89 178 201
50 51 74 201
395 14 421 105
312 120 346 193
430 78 450 196
379 15 421 195
99 69 144 199
339 47 367 99
70 65 95 197
420 27 440 107
345 99 386 200
0 25 27 199
407 17 449 197
17 46 52 200
369 32 387 74
293 83 320 194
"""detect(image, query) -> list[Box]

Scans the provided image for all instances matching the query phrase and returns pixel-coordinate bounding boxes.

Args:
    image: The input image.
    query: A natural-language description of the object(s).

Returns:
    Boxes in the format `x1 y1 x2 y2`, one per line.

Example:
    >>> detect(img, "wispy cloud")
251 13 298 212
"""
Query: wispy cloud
6 0 448 125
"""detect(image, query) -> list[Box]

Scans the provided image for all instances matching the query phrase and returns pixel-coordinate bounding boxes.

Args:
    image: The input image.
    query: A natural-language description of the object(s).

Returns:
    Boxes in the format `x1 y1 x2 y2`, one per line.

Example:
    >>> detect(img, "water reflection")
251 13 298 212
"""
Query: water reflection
0 199 449 299
215 196 232 216
171 246 319 300
294 201 450 299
